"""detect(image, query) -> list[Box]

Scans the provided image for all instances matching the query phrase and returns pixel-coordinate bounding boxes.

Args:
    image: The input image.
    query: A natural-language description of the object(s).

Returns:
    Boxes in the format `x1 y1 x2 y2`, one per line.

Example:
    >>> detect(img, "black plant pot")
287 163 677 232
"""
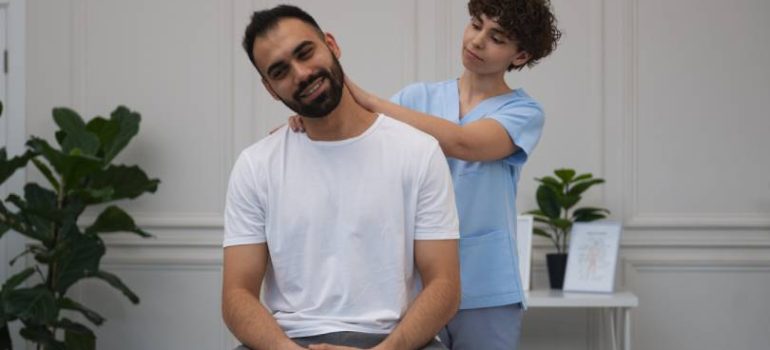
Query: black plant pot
546 253 568 289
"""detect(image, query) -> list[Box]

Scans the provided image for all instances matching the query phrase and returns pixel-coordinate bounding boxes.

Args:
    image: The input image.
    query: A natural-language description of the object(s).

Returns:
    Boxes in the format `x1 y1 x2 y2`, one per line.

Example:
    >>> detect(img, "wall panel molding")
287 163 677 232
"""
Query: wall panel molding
604 0 770 230
68 0 238 224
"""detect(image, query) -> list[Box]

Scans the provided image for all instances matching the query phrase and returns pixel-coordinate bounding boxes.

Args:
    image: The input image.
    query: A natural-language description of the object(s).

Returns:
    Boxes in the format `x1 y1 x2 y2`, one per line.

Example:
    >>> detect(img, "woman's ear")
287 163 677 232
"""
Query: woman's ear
512 50 532 67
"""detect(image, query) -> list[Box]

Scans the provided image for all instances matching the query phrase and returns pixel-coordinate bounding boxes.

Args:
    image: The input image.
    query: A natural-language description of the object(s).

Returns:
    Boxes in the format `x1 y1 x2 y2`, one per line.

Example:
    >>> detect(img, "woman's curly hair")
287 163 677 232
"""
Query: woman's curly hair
468 0 562 70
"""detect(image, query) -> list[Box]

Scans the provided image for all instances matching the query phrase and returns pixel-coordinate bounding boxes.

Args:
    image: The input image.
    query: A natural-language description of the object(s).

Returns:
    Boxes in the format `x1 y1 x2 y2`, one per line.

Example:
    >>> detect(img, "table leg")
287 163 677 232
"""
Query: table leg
624 308 631 350
607 308 618 350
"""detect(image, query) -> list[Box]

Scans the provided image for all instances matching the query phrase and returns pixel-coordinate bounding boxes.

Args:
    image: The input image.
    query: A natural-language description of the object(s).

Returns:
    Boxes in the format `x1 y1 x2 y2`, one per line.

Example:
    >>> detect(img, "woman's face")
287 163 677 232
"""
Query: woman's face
461 14 530 75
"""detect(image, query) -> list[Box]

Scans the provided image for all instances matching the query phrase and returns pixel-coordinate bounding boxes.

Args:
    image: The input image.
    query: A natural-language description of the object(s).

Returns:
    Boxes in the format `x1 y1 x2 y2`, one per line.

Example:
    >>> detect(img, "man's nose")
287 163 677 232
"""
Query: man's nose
292 62 314 85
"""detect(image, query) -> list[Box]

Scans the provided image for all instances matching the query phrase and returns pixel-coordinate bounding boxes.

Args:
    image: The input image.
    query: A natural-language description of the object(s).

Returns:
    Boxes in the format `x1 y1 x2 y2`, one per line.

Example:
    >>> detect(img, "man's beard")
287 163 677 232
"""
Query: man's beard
279 55 345 119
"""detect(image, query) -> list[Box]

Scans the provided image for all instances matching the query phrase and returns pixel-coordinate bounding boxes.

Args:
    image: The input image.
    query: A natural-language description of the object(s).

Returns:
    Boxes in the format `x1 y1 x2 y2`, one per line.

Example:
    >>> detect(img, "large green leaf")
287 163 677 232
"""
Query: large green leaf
3 195 52 245
31 158 60 192
58 298 104 326
1 268 35 294
4 184 61 247
65 327 95 350
24 184 58 219
60 197 86 231
56 318 93 335
554 168 576 183
53 233 105 294
567 178 605 197
0 149 36 186
536 185 561 219
85 206 152 238
524 210 551 223
26 138 104 191
572 207 611 217
86 106 141 165
2 286 58 324
532 227 552 239
53 108 100 156
57 318 96 350
535 176 563 192
573 207 611 222
89 165 159 201
559 194 581 210
94 270 139 304
69 187 115 205
19 325 65 350
552 218 573 230
571 173 593 183
0 322 11 350
574 213 608 222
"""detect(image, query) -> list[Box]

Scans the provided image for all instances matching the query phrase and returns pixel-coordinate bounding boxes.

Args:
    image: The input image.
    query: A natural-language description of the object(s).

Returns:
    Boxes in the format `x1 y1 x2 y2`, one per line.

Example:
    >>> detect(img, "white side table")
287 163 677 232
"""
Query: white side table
525 290 639 350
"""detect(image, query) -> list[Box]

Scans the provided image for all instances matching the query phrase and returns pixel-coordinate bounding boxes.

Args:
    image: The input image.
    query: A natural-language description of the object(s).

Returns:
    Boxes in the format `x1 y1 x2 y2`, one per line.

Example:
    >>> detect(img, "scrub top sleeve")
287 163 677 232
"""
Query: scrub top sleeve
223 153 267 247
390 82 429 109
487 103 545 167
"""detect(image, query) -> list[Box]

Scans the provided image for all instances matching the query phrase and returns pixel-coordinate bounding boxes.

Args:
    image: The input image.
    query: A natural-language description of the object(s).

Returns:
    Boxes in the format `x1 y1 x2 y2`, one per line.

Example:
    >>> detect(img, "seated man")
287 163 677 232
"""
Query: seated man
222 5 461 350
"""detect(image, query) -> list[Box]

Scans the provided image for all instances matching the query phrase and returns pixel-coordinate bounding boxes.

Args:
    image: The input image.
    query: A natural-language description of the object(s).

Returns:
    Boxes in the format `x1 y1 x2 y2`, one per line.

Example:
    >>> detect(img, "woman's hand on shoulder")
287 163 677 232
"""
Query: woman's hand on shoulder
288 115 304 132
269 116 305 134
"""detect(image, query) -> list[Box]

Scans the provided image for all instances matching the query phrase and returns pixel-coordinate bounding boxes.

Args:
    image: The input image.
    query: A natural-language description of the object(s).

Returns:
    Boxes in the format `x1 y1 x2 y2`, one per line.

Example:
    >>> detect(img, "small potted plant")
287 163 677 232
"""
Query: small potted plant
527 168 609 289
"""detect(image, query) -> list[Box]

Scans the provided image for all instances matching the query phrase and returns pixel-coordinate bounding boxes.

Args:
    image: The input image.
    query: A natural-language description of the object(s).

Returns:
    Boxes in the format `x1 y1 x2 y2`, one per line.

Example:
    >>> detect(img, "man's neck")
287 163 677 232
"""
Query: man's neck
301 87 377 141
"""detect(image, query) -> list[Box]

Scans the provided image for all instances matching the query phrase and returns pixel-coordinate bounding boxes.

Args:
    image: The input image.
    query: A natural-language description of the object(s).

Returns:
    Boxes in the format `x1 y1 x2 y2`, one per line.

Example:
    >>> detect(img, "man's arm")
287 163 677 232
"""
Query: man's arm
376 239 461 350
222 244 304 350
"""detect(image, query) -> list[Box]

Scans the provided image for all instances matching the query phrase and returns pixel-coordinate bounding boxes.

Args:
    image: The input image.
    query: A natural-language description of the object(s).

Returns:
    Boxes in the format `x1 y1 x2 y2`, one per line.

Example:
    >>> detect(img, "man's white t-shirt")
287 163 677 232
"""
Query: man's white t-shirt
223 115 459 338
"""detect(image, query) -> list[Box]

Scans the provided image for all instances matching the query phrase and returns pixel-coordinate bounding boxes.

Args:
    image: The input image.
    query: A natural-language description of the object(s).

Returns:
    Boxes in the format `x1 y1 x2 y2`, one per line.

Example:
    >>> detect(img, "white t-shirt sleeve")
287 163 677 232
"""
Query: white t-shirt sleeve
414 144 460 240
223 152 267 247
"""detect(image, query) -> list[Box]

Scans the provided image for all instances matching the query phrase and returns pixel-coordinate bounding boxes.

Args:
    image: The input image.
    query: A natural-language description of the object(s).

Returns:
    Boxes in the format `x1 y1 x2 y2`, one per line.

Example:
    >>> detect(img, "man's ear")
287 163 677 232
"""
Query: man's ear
323 32 341 59
262 78 280 100
511 50 532 67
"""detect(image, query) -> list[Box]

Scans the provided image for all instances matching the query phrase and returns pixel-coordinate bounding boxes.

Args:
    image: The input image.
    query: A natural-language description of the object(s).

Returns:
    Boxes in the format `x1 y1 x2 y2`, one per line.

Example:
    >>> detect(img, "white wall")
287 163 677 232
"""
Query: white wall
23 0 770 349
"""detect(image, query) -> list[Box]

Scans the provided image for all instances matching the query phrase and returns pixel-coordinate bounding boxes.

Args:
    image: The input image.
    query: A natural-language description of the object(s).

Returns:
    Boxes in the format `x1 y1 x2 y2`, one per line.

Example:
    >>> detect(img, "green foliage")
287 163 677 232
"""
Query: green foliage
526 168 609 254
0 101 159 349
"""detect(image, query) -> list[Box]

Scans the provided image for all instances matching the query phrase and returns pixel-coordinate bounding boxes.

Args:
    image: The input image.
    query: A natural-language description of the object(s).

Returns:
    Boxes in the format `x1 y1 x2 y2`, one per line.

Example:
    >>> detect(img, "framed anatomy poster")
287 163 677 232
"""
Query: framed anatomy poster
563 222 622 293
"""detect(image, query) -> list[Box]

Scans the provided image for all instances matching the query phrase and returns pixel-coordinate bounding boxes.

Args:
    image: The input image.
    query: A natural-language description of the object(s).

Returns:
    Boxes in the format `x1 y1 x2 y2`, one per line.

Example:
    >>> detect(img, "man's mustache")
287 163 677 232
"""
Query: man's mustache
294 70 332 100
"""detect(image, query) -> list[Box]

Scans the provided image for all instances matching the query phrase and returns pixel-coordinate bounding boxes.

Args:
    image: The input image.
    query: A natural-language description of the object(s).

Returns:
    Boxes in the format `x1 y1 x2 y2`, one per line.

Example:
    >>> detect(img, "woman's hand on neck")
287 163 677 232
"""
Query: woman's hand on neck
302 86 377 141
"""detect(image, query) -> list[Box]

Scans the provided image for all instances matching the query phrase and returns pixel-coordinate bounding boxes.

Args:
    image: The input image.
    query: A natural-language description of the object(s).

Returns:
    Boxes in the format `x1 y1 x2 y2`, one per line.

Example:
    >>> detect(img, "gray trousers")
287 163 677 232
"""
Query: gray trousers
438 303 524 350
236 331 446 349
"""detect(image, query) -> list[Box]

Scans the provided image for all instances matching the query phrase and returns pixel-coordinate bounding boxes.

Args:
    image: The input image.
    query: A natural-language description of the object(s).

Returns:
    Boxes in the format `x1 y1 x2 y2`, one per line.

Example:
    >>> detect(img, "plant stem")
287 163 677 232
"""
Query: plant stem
562 182 570 254
45 179 66 339
549 223 559 253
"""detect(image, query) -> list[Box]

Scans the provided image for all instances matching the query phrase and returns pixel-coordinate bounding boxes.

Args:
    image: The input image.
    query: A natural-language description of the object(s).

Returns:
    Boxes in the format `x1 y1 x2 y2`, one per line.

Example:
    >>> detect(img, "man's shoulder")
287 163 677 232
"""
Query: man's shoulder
237 125 291 164
376 115 440 149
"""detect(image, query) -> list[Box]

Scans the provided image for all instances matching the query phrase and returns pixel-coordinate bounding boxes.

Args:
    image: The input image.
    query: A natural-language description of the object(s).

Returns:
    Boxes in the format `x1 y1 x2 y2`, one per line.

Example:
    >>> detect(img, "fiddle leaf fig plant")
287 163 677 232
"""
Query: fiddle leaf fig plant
0 101 159 349
526 168 609 254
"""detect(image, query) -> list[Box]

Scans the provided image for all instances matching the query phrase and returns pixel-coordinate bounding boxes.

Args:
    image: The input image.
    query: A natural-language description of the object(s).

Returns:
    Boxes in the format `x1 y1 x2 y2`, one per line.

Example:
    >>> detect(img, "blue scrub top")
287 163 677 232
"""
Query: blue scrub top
392 79 545 309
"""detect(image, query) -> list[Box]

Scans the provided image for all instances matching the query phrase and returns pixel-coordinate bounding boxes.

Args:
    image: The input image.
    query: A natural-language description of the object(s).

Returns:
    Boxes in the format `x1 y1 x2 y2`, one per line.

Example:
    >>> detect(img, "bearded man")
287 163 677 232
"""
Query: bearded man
221 5 461 350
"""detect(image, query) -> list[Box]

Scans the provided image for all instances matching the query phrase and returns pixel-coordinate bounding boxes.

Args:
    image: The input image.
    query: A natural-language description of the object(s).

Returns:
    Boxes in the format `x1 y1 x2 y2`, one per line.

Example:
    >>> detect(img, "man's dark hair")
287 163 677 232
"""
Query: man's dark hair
468 0 562 70
242 4 324 69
